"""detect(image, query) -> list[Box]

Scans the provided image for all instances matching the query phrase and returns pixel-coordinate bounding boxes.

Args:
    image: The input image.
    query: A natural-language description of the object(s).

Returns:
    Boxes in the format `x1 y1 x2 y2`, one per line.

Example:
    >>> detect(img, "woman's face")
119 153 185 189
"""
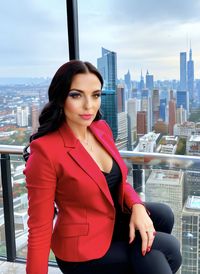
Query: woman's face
64 72 102 129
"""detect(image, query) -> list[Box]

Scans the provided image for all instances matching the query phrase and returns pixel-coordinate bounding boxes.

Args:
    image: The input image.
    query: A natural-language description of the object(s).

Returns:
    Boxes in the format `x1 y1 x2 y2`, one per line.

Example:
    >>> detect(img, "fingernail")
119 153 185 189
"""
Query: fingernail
147 247 151 252
142 250 146 256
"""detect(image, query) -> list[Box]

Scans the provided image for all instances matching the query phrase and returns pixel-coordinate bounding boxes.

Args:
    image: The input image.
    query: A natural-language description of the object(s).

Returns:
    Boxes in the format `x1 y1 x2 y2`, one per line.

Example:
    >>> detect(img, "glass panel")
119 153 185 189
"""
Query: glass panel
0 158 6 257
10 155 27 259
122 152 200 274
0 0 69 146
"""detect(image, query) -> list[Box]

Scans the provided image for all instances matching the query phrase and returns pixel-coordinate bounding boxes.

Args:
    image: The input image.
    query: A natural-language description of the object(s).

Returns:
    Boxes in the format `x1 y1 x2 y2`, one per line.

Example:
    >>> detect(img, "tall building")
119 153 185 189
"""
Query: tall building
137 111 147 137
168 99 176 135
187 47 194 100
146 70 154 90
127 98 137 150
159 98 167 122
141 89 152 132
180 52 187 90
97 47 117 90
145 169 184 242
117 85 125 113
176 90 189 116
101 90 118 140
115 112 128 150
176 106 187 124
97 47 118 139
139 71 145 91
124 70 131 91
31 104 40 133
16 106 29 127
182 196 200 274
152 89 160 126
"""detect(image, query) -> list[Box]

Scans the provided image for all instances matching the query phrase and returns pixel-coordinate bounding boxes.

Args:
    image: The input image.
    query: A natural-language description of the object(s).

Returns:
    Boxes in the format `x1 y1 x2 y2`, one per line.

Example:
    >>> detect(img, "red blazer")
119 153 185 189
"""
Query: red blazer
24 120 142 274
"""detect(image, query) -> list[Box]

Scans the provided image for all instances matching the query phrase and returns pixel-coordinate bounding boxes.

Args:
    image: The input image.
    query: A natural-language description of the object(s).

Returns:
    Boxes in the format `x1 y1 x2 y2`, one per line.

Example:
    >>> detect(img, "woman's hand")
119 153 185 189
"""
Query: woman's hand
129 204 156 256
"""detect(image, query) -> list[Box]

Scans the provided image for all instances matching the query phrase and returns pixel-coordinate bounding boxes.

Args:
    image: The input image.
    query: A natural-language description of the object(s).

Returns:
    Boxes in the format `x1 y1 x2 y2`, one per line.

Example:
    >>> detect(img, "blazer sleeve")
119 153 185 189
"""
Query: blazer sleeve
102 120 142 208
23 140 56 274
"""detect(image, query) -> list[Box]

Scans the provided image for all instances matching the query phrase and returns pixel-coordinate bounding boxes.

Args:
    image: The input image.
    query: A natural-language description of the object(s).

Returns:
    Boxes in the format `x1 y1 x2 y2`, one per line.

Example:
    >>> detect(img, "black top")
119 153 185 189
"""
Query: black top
102 158 122 209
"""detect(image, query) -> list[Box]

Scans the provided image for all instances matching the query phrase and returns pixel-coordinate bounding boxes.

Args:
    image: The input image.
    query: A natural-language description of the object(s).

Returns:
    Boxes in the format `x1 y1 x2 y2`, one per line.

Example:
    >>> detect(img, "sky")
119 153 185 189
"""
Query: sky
1 0 200 80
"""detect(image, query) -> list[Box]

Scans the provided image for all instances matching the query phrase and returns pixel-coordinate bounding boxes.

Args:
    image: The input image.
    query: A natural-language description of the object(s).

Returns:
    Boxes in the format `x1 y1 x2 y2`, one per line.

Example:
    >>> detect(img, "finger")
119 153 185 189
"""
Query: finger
146 230 156 252
129 224 136 244
139 230 148 256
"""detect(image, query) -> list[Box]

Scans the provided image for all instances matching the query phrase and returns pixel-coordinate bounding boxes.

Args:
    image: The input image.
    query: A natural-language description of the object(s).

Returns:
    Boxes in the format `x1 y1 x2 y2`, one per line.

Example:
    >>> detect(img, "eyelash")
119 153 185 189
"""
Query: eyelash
68 93 101 99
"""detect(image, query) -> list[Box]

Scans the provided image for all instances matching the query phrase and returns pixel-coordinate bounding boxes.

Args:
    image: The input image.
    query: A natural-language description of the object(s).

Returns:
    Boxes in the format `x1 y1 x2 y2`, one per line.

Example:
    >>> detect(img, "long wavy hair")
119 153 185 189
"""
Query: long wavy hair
29 60 103 142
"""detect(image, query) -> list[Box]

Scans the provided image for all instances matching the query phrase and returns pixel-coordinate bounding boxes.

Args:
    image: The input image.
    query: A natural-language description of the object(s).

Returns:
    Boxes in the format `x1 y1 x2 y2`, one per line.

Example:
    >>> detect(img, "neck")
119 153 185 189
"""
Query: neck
66 121 90 142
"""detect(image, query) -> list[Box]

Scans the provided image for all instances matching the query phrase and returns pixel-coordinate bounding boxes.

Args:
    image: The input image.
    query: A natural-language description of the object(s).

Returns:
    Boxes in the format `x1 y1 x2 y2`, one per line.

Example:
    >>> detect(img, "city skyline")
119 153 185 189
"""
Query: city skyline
2 1 200 80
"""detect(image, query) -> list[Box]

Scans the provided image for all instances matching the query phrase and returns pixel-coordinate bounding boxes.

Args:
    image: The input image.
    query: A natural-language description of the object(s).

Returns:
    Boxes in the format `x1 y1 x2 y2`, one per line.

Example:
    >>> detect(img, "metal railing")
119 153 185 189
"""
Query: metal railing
1 144 200 273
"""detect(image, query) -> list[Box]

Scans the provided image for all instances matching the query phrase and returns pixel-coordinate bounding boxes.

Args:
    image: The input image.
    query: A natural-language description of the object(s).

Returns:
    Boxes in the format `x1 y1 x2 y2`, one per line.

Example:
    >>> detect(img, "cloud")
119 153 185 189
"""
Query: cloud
0 0 68 77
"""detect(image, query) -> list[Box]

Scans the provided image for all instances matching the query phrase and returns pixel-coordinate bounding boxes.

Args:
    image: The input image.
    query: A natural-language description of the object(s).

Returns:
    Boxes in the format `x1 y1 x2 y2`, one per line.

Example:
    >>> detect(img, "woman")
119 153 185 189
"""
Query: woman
24 60 182 274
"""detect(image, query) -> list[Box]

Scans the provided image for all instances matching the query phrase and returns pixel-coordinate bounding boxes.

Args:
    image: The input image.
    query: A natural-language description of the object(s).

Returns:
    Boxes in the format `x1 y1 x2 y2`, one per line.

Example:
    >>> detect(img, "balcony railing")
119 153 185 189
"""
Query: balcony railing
0 144 200 273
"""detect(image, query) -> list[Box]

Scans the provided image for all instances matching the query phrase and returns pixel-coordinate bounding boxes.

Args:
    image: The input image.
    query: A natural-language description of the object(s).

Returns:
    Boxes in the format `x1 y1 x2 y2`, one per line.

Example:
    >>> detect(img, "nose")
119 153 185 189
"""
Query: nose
83 97 93 109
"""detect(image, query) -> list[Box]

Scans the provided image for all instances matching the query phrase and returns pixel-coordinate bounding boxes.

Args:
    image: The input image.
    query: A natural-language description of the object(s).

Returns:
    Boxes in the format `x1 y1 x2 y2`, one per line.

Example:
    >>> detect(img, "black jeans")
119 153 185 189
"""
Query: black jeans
56 203 182 274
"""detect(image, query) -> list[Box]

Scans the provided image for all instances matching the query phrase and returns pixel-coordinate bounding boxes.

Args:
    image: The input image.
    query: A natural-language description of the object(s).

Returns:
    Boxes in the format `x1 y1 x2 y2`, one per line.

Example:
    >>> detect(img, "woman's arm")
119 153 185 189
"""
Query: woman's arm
24 140 56 274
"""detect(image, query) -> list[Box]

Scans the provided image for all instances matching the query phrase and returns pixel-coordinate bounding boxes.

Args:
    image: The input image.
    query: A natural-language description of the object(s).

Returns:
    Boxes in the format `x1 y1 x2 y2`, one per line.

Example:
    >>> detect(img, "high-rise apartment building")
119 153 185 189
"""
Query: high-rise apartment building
187 47 194 100
97 47 118 139
180 52 187 90
176 105 187 124
16 106 29 127
31 104 40 133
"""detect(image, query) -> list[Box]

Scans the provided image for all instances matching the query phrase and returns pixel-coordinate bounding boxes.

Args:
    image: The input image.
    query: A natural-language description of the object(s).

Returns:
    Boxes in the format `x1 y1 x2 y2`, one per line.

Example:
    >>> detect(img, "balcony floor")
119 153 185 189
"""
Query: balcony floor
0 260 61 273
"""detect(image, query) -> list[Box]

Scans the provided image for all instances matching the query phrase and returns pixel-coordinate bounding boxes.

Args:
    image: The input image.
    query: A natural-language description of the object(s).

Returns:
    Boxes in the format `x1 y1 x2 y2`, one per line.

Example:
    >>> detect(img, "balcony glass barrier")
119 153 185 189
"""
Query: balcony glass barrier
1 146 200 273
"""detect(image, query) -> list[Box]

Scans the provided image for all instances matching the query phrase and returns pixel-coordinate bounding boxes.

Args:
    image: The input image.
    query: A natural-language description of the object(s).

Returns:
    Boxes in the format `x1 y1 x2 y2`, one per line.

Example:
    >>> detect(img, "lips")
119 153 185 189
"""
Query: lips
79 114 93 120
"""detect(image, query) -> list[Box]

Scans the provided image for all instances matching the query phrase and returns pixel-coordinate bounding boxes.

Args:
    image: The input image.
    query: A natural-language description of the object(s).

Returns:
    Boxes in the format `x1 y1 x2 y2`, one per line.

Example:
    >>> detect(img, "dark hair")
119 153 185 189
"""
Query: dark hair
30 60 103 142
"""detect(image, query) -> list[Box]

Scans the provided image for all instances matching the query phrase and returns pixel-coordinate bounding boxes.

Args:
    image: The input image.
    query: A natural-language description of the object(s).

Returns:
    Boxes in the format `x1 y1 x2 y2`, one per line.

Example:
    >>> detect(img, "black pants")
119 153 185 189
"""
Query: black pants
56 203 182 274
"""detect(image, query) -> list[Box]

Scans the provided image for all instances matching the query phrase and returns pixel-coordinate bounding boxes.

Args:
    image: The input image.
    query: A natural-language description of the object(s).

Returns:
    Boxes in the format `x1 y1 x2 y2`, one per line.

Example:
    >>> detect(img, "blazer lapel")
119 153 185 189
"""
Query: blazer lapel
58 122 114 206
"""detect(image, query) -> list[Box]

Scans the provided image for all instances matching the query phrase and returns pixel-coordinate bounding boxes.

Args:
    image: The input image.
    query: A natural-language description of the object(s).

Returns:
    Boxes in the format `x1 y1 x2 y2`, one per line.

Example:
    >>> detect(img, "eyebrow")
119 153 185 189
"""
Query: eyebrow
69 89 102 94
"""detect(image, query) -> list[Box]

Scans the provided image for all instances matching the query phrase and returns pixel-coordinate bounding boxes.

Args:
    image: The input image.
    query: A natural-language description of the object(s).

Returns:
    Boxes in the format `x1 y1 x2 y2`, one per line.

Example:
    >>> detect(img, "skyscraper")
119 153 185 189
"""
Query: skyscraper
187 47 194 100
180 52 187 90
124 70 131 91
141 89 152 132
146 70 154 90
97 47 117 91
160 98 167 122
176 90 189 116
182 196 200 274
116 85 125 113
145 169 184 242
137 111 147 137
97 47 118 139
127 98 137 149
152 89 160 126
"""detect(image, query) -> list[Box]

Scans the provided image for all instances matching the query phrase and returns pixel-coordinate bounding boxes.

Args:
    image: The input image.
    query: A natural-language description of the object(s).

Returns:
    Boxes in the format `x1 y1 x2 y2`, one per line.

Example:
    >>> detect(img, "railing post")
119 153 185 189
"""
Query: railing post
1 153 16 261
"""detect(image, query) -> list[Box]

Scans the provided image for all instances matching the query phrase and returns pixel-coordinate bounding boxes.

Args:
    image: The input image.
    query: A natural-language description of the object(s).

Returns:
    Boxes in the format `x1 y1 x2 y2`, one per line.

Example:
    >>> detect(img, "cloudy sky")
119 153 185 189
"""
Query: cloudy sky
2 0 200 80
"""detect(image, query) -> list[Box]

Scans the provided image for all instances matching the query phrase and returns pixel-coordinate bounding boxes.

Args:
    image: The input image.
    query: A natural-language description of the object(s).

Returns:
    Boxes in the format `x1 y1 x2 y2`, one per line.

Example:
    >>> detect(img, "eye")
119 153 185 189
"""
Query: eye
68 92 81 99
93 93 101 98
